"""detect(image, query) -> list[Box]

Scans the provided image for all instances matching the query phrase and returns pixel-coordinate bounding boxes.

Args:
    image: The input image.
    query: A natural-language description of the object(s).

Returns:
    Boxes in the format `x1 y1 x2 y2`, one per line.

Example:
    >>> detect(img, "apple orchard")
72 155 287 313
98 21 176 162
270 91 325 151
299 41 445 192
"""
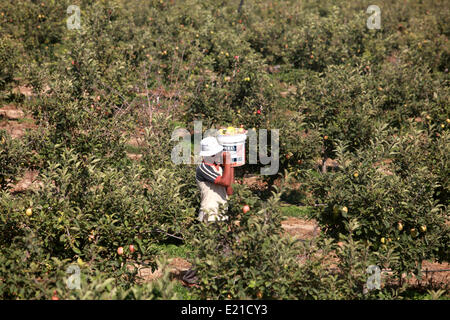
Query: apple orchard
0 0 448 300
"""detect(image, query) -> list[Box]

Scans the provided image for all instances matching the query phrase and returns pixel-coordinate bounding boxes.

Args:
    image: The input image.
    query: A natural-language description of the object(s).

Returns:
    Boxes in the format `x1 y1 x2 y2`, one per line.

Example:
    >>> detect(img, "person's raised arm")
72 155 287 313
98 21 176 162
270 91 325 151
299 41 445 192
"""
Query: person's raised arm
214 152 233 187
226 167 234 195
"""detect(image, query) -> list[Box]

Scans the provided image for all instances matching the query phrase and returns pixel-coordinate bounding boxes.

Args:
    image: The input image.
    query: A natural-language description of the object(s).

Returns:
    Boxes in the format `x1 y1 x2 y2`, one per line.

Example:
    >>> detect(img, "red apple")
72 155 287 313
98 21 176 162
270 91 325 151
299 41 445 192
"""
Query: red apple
52 290 59 300
117 246 124 255
129 245 135 253
257 109 261 114
242 205 250 214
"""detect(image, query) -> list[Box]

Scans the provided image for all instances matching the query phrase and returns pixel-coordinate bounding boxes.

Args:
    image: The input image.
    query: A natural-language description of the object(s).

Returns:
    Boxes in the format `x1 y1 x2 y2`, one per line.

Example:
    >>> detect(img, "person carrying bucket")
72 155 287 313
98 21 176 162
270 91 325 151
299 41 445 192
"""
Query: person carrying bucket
195 136 234 222
181 136 235 286
182 130 247 286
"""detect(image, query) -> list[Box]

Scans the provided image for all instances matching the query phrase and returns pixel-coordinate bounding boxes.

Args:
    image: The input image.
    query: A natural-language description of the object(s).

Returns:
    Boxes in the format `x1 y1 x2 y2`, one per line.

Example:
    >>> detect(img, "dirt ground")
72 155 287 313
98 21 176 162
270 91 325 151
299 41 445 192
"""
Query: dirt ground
8 169 42 193
0 104 37 139
411 261 450 288
126 257 192 283
1 104 42 192
281 216 319 239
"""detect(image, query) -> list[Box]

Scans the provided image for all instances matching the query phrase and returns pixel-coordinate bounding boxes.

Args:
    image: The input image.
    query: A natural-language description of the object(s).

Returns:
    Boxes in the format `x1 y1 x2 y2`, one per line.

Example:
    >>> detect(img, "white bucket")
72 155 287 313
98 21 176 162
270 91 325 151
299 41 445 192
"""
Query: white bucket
217 133 247 167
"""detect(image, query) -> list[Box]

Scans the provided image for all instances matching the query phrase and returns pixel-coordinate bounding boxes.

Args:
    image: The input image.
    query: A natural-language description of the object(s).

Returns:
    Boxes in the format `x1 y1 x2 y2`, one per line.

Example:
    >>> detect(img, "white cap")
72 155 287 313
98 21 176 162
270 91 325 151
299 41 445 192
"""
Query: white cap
199 136 223 157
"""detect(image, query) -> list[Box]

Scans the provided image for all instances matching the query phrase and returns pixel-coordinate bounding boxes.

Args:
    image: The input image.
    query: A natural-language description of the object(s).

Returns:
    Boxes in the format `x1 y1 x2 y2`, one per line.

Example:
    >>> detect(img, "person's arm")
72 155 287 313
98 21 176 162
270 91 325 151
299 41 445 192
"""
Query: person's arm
214 152 233 188
226 167 234 195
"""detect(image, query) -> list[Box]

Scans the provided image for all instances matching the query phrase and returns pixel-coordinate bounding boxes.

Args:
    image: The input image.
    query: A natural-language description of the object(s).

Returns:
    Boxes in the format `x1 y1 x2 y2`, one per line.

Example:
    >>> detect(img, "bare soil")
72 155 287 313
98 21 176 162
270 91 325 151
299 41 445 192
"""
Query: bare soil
281 216 319 239
126 152 143 161
126 257 192 283
9 170 42 193
0 104 37 139
241 174 268 190
407 261 450 288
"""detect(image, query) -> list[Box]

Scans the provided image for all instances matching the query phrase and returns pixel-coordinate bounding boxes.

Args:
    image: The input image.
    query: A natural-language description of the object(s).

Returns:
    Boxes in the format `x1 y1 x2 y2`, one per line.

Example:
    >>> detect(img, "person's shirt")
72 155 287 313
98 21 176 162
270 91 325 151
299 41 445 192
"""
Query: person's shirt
196 161 228 222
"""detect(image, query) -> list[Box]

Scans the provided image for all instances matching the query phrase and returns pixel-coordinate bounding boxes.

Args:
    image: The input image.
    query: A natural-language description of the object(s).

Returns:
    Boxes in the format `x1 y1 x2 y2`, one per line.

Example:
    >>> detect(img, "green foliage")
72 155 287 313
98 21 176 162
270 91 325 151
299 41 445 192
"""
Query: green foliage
187 172 405 299
0 147 196 299
280 205 312 218
0 130 31 190
305 126 449 276
188 171 301 299
0 34 22 95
